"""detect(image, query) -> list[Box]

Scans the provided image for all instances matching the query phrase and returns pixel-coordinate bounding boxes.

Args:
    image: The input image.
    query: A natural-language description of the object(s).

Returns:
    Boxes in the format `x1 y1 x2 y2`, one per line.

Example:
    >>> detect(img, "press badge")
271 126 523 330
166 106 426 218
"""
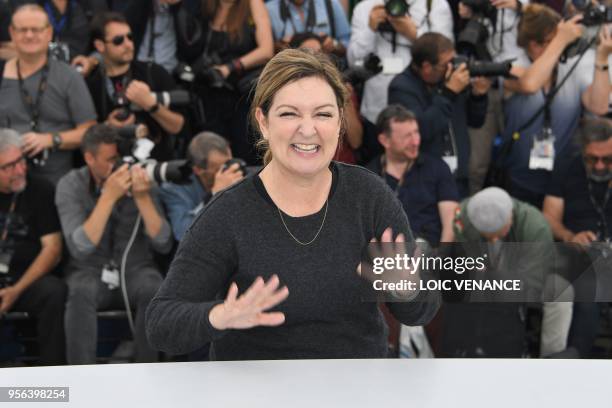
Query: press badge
0 250 13 274
382 57 404 75
442 155 458 174
529 128 555 171
101 262 120 290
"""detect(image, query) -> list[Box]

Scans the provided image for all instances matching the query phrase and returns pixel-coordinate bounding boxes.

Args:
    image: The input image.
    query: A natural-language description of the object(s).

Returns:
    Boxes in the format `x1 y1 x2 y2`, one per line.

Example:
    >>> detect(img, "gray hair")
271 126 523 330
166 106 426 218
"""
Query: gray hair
187 132 230 169
0 128 23 154
580 117 612 147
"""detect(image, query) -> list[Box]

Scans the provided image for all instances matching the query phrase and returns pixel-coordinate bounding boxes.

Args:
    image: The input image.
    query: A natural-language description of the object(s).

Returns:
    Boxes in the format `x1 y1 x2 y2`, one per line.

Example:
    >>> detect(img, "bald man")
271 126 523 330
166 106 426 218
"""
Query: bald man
0 4 97 185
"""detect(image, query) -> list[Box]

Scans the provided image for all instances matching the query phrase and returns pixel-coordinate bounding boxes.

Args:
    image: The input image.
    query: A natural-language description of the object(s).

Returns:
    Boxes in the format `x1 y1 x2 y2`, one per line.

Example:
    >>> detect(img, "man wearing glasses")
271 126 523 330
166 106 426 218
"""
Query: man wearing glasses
0 4 97 185
0 128 66 366
543 117 612 358
85 11 184 162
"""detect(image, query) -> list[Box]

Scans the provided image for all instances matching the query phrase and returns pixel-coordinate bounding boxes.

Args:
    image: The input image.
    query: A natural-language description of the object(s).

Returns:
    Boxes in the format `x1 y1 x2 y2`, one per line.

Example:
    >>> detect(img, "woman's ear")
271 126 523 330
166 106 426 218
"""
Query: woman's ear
255 107 268 139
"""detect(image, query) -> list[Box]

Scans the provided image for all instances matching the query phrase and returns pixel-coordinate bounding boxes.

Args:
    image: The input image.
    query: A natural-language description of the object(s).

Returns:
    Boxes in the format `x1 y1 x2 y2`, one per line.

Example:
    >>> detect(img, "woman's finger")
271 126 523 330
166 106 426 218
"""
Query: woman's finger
226 282 239 304
381 227 393 243
256 311 286 326
258 286 290 311
239 276 265 305
253 275 280 307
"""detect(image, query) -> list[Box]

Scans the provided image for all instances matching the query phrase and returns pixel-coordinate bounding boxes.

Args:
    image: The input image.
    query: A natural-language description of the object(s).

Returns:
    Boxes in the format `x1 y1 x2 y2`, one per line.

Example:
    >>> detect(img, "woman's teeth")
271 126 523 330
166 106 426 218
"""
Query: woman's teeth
292 144 319 153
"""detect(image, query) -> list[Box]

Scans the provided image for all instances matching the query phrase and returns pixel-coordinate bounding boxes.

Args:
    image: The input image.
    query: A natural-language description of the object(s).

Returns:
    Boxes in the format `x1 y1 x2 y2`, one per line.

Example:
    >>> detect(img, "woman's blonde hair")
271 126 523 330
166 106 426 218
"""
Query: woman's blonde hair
250 48 350 165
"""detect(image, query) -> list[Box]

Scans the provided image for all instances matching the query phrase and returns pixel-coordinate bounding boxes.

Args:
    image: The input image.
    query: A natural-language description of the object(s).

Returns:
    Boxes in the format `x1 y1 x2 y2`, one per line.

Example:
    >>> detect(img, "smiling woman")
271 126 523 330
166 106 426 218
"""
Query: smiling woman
145 49 441 360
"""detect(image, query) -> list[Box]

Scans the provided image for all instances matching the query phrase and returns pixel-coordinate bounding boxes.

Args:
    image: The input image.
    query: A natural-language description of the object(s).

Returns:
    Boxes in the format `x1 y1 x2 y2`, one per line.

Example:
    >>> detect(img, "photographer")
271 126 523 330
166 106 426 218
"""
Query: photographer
543 117 612 357
86 12 184 162
348 0 453 160
445 187 572 357
388 32 490 197
55 124 172 364
159 131 244 241
0 128 65 366
501 4 612 208
266 0 350 55
0 4 97 185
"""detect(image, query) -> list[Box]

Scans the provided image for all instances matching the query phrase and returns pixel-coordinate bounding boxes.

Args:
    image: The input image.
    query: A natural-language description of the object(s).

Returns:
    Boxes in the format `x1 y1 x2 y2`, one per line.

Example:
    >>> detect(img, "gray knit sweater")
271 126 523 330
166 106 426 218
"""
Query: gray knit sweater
146 162 440 360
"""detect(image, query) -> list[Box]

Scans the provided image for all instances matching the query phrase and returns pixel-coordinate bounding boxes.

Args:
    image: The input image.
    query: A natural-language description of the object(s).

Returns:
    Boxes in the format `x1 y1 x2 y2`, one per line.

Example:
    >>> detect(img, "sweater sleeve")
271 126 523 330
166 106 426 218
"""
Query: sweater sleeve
145 193 238 355
371 175 441 326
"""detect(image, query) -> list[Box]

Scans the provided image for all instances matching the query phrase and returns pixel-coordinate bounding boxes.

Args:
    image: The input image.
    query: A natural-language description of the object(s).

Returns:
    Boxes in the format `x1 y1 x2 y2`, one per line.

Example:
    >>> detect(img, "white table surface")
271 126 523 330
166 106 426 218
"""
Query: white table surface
0 359 610 407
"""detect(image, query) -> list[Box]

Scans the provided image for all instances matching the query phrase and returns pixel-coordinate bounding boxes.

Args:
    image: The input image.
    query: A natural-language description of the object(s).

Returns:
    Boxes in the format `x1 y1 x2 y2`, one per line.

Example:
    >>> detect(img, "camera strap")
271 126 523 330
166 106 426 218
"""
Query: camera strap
16 59 50 133
280 0 317 39
587 180 612 241
1 193 19 244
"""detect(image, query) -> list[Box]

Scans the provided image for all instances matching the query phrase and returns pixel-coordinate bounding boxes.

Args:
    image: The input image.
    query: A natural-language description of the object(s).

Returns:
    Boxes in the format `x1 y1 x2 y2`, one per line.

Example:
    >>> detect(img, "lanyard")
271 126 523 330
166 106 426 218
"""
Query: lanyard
587 180 611 241
1 194 19 243
17 60 50 132
44 0 70 36
540 66 558 129
104 70 131 105
282 0 317 38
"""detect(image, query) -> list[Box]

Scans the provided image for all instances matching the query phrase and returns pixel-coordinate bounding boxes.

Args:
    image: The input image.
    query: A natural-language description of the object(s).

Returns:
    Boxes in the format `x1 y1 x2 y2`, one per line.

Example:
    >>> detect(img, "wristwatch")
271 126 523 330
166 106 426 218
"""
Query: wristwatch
595 63 609 71
147 102 161 114
51 132 62 151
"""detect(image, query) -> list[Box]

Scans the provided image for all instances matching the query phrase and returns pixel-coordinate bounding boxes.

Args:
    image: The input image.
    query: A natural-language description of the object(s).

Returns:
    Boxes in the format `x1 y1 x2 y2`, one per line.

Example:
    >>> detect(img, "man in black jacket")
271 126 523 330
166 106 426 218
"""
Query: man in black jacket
86 11 184 161
388 32 490 197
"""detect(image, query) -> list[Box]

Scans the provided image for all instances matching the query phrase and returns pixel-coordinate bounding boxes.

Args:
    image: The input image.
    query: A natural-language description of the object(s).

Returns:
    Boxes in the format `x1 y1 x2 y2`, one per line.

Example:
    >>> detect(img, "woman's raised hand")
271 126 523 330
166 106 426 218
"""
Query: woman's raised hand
209 275 289 330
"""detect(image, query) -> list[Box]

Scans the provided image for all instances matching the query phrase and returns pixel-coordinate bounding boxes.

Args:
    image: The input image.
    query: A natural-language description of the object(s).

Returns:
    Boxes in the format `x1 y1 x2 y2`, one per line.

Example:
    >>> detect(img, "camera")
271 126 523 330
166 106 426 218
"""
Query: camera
114 127 192 185
451 55 515 78
378 0 410 33
385 0 409 17
456 0 498 60
175 54 232 90
563 0 612 60
114 90 191 120
343 53 383 86
222 158 248 177
48 41 71 63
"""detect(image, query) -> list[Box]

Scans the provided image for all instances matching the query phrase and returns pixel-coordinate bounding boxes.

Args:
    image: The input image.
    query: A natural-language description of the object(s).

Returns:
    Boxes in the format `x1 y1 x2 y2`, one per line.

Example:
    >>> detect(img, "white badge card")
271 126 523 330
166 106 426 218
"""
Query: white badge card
443 155 458 174
101 264 120 290
382 57 404 75
529 136 555 171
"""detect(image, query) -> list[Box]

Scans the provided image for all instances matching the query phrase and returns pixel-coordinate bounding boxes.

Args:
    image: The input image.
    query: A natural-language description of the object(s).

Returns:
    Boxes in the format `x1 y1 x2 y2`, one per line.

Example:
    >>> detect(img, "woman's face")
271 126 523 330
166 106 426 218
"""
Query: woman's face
256 76 341 178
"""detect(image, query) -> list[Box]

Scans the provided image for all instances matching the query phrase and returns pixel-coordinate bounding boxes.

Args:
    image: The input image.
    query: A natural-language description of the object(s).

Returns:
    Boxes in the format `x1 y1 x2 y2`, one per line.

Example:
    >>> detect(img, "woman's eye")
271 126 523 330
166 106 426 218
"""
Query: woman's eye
279 112 296 117
317 112 333 118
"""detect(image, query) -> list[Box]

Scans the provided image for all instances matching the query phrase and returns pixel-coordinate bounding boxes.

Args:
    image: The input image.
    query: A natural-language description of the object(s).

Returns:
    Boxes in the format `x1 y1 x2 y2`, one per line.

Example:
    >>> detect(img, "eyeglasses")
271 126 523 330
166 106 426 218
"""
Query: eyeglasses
0 156 26 172
584 154 612 166
11 24 49 35
105 33 133 46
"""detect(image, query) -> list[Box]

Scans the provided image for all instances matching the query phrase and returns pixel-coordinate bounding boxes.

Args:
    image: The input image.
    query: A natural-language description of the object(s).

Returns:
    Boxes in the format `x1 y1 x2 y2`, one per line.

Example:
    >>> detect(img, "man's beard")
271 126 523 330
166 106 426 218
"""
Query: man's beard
587 168 612 183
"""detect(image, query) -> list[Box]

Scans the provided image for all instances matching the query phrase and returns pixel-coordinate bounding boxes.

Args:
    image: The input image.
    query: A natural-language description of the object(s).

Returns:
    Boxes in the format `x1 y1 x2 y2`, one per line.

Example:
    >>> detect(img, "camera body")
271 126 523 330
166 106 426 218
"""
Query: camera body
176 54 232 90
222 158 249 177
378 0 410 32
451 55 514 78
48 41 71 63
343 53 383 87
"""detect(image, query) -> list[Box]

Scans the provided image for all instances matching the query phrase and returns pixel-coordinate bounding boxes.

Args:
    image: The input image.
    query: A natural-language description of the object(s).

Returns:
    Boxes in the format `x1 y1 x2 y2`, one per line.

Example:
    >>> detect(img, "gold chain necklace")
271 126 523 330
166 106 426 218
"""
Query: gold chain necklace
277 199 329 246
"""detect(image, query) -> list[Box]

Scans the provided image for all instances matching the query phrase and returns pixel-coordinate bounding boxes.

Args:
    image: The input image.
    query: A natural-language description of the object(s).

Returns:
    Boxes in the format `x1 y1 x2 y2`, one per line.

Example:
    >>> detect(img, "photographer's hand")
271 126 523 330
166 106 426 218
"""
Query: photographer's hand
445 62 470 94
555 14 584 47
368 5 387 31
567 231 598 246
209 275 289 330
0 285 22 313
101 164 132 204
388 15 418 42
125 80 156 111
131 165 152 199
21 132 52 157
106 109 135 128
596 24 612 60
213 65 231 79
211 163 244 194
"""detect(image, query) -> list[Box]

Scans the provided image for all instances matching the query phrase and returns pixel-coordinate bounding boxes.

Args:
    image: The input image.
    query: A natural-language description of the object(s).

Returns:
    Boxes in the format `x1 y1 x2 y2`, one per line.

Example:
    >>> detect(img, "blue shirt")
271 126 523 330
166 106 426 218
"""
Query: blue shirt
159 174 210 241
266 0 351 46
367 153 459 244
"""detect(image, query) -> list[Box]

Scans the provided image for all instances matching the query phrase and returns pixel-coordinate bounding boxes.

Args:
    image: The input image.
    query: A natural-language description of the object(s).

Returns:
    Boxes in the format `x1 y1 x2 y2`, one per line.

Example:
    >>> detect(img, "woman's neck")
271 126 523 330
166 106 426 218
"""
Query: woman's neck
259 161 333 217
